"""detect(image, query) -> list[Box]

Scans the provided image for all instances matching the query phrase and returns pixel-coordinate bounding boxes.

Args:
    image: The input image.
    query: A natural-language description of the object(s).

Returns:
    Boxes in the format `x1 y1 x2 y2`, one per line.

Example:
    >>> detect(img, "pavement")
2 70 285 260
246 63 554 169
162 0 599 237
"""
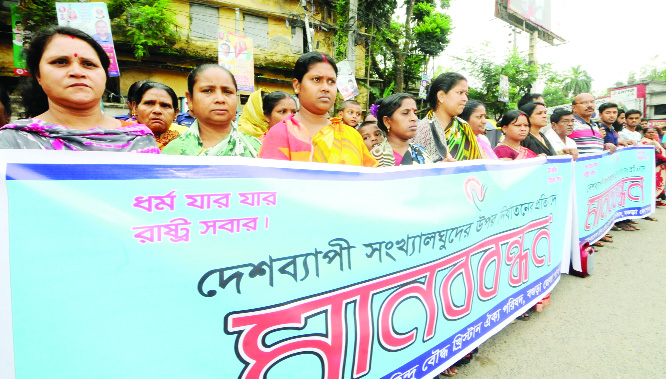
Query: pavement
451 206 666 379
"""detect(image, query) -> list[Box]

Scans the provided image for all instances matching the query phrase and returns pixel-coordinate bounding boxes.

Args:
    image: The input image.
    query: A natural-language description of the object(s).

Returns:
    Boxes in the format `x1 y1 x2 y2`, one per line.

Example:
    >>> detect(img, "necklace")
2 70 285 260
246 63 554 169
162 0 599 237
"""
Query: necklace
501 141 522 152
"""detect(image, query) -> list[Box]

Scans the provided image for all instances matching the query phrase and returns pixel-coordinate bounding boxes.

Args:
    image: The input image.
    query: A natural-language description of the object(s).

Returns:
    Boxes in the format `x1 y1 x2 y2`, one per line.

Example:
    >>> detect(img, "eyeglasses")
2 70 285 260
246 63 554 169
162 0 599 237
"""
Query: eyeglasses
573 100 595 105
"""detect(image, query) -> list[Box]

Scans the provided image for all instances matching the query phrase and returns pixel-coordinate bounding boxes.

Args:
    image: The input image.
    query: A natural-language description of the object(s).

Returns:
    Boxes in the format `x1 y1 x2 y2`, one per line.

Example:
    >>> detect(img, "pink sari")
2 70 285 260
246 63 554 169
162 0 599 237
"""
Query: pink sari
493 144 537 160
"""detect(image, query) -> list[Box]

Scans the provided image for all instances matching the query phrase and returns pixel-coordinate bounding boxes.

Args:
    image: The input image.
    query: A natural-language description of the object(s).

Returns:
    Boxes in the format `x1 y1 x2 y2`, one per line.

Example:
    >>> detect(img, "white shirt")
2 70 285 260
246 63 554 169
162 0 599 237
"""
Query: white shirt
618 128 642 144
544 129 577 154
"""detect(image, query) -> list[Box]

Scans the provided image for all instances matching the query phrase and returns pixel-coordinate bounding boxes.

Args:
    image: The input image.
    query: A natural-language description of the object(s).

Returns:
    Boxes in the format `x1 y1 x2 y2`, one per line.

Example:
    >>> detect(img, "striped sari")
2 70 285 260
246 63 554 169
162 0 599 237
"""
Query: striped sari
258 114 377 167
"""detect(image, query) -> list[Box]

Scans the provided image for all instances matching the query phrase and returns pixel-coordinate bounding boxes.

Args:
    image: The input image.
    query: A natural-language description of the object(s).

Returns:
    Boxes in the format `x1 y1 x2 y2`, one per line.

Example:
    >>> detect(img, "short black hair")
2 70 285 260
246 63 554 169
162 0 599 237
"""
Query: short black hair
293 51 337 82
459 100 484 122
426 72 466 111
375 93 414 133
550 108 573 124
262 91 295 116
499 109 530 129
187 64 237 95
519 101 546 118
598 102 619 114
338 100 361 112
517 93 543 109
625 109 642 118
128 80 151 105
357 120 378 130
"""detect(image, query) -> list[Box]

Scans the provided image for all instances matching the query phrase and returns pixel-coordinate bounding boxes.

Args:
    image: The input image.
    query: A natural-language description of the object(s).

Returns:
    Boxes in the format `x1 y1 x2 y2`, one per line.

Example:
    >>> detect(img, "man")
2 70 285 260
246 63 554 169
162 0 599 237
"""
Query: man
544 108 578 160
92 20 113 44
569 93 615 154
619 109 643 144
517 93 545 109
598 102 633 147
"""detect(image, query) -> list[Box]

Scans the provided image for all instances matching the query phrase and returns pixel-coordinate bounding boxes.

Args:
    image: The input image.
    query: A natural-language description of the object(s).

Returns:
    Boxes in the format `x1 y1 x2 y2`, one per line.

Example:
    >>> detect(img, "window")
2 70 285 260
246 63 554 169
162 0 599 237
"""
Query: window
244 14 268 49
190 3 218 40
291 26 303 54
654 104 666 115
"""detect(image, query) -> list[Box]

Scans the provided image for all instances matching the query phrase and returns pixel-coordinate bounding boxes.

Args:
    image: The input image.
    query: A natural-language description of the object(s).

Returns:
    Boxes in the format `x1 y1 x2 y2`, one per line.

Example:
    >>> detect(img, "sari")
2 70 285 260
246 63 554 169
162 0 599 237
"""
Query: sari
0 118 159 153
238 89 270 138
162 120 261 157
493 144 537 160
641 136 666 197
372 140 433 167
259 115 376 167
413 113 482 161
476 135 498 160
154 123 188 151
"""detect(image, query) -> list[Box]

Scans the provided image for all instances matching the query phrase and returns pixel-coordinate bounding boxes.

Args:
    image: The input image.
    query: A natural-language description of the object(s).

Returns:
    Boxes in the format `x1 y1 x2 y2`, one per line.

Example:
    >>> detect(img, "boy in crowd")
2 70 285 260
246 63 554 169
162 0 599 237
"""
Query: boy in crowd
338 100 363 128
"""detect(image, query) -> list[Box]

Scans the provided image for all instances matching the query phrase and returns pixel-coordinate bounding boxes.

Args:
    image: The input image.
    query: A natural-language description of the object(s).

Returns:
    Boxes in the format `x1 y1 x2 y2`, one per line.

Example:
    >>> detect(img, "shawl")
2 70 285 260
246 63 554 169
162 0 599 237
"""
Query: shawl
238 88 270 138
371 139 395 167
494 144 537 160
155 123 188 151
0 118 159 153
413 113 482 161
476 135 498 160
259 115 376 167
521 131 556 156
161 120 261 157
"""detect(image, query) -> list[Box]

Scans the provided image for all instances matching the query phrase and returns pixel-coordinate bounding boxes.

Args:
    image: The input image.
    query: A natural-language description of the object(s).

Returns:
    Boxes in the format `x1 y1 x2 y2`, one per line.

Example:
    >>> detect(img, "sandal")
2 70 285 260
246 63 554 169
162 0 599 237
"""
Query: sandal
644 216 658 221
592 241 604 247
611 225 621 231
600 235 613 242
627 220 638 225
517 312 530 321
618 224 637 231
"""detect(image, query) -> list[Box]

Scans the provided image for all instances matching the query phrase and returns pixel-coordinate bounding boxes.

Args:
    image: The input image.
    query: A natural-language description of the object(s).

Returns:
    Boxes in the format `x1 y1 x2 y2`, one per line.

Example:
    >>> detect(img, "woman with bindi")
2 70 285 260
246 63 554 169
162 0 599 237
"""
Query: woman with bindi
519 101 556 155
493 110 541 160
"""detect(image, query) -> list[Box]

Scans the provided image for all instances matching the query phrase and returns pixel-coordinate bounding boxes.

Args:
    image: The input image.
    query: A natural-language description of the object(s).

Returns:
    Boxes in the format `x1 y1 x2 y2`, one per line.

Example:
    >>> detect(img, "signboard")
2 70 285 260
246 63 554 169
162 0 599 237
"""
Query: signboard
647 120 666 128
495 0 565 45
419 74 431 100
337 60 359 100
55 2 120 77
609 84 647 114
0 152 573 379
218 32 255 93
10 6 30 76
499 75 509 103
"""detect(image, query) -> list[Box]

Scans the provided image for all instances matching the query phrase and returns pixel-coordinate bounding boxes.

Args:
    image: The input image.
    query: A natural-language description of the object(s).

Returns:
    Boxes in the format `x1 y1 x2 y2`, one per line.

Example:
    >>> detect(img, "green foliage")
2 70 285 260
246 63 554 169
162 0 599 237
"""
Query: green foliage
562 65 593 97
413 12 452 56
18 0 57 31
108 0 180 59
370 81 395 99
463 47 540 117
334 0 350 59
412 2 434 23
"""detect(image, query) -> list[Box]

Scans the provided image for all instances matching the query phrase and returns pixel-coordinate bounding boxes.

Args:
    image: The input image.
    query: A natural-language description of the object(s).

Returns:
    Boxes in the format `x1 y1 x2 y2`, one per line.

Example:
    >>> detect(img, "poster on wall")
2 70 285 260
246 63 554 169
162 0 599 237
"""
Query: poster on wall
499 74 509 103
10 5 30 76
55 2 120 77
218 32 255 92
337 60 359 100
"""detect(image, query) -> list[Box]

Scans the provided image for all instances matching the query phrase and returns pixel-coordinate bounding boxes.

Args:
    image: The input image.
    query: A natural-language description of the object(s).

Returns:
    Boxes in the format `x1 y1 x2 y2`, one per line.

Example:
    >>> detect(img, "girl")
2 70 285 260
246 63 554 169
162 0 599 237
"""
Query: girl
162 64 261 157
413 72 481 162
373 93 432 166
494 110 539 160
238 90 298 138
0 26 158 153
519 102 556 155
259 52 375 166
459 100 498 160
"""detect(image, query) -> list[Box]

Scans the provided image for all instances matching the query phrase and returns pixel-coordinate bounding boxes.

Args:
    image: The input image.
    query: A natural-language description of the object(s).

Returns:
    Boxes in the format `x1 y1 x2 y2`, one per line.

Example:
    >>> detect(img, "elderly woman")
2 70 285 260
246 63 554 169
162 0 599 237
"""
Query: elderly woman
133 81 187 150
162 64 261 156
0 26 158 153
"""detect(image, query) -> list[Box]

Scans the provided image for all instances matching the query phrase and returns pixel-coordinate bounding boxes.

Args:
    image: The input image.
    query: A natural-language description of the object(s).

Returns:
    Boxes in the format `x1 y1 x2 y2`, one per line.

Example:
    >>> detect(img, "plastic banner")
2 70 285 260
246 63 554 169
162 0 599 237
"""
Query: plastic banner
573 147 656 247
55 2 120 77
10 5 30 76
218 32 255 92
337 60 359 100
0 152 573 378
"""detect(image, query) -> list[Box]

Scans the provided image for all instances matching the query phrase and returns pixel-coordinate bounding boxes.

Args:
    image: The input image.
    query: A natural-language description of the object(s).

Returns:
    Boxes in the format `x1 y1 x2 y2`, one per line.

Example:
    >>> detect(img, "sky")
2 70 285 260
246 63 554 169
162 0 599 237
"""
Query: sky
435 0 666 93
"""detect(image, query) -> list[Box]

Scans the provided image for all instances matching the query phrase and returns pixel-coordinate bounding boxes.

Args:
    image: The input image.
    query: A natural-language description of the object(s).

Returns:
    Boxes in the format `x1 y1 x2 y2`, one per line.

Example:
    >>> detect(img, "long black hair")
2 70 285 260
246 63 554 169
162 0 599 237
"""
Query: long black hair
459 100 484 122
499 110 530 129
375 93 414 133
187 64 237 95
135 82 179 112
426 72 466 111
293 51 337 82
262 91 295 116
21 26 111 117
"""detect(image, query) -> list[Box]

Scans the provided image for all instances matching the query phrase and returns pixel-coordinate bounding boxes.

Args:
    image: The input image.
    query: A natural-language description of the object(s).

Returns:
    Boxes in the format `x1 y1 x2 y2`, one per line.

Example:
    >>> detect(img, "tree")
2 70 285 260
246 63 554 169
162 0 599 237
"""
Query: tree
108 0 180 59
463 47 540 118
18 0 57 31
562 65 592 97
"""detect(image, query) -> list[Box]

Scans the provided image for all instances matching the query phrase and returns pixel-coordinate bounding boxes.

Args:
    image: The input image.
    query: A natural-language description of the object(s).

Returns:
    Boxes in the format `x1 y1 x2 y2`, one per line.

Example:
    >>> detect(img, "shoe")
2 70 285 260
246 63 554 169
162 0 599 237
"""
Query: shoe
656 201 666 207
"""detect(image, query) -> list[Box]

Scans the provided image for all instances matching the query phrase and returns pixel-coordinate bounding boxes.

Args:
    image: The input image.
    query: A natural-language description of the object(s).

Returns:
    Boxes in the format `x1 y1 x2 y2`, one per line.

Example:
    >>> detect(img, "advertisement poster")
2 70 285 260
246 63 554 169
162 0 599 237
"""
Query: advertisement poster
337 60 359 100
419 74 431 100
10 5 30 76
218 32 255 92
55 2 120 77
499 74 509 103
0 152 573 378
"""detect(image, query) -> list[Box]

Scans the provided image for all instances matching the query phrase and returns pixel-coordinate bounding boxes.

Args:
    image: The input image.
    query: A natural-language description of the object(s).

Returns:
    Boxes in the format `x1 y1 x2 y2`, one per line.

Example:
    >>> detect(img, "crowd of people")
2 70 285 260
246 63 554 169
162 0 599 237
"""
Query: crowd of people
0 25 664 378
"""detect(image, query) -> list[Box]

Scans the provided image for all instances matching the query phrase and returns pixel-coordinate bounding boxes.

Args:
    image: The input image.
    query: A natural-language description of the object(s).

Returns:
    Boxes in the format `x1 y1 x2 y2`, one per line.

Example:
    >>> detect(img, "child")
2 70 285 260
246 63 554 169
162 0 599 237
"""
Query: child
337 100 363 128
357 121 384 151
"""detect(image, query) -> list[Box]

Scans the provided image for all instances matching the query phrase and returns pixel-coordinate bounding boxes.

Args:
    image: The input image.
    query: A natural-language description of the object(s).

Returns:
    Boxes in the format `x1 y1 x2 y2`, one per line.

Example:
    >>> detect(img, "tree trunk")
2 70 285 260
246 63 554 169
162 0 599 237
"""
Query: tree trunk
394 0 415 93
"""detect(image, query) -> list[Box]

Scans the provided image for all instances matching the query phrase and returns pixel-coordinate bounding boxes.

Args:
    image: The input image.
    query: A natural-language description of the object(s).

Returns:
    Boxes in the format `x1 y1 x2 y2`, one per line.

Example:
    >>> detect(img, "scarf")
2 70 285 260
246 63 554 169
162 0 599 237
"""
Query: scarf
0 118 159 153
161 120 261 157
238 88 270 138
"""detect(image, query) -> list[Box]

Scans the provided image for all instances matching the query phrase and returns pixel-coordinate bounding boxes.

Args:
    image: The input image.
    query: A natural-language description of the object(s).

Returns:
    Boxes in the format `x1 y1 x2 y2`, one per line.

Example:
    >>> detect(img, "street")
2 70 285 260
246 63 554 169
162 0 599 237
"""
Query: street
455 207 666 378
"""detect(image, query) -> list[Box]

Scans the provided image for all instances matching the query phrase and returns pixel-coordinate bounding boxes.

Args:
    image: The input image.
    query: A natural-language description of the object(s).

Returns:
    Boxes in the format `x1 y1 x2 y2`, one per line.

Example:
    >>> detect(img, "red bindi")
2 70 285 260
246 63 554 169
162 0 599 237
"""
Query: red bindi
70 36 75 39
74 53 77 57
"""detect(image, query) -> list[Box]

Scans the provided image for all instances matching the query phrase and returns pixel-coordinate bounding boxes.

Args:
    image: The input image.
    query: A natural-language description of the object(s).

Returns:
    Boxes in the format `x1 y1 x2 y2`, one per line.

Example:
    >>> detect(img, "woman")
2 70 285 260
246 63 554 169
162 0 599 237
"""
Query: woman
372 93 432 166
413 72 481 162
494 110 539 160
162 64 261 157
134 81 188 150
459 100 498 160
259 52 375 167
0 26 159 153
519 102 556 155
641 127 666 205
238 90 297 139
263 92 297 132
